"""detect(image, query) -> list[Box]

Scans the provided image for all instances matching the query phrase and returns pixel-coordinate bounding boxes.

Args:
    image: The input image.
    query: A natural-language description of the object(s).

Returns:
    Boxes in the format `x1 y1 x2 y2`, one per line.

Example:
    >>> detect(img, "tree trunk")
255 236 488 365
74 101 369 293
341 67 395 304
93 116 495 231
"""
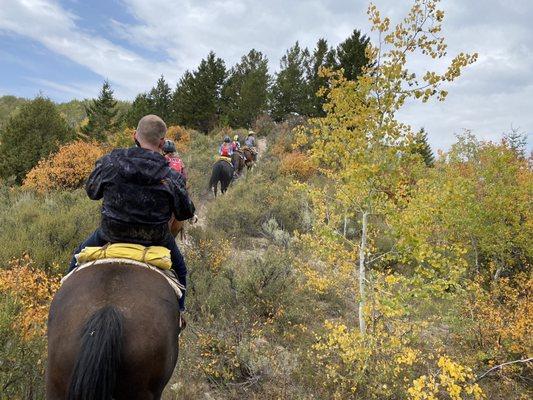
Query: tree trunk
493 259 504 281
358 212 368 335
343 212 348 237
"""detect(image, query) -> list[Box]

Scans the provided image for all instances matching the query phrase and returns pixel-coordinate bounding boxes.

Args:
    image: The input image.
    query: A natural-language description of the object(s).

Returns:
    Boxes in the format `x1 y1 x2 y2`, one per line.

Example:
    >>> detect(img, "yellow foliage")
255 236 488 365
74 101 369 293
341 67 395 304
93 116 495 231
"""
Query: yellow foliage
23 140 105 192
312 319 419 398
167 125 191 153
0 255 59 341
108 127 135 148
313 318 487 399
186 237 231 273
196 332 241 382
279 151 317 180
462 273 533 364
407 356 485 400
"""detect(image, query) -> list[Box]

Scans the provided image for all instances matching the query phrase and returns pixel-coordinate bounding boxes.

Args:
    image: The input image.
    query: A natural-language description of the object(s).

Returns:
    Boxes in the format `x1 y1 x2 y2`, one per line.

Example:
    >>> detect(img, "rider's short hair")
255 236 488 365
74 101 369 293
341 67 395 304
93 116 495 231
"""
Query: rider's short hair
136 115 167 145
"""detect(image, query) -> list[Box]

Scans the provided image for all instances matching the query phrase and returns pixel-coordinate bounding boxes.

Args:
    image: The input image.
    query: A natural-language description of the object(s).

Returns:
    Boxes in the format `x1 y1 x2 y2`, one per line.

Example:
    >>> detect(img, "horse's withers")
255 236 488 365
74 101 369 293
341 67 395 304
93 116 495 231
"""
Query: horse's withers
46 263 180 400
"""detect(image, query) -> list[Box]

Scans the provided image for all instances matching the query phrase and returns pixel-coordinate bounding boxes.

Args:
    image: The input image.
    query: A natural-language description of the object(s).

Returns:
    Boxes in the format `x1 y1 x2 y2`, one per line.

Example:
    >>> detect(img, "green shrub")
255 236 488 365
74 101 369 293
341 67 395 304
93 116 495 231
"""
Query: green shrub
0 96 75 183
0 294 46 399
181 130 220 198
206 174 309 238
0 188 99 273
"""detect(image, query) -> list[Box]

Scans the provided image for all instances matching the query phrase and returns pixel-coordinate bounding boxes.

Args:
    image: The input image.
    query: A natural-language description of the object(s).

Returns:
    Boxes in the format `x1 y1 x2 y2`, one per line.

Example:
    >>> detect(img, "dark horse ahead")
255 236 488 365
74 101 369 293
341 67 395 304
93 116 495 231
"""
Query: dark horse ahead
208 158 234 197
46 263 180 400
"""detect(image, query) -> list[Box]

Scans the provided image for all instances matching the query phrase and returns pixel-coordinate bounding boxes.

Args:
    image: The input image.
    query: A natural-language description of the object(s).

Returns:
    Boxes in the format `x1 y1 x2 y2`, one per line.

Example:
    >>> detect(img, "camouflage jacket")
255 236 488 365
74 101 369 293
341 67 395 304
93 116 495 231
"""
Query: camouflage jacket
86 147 195 244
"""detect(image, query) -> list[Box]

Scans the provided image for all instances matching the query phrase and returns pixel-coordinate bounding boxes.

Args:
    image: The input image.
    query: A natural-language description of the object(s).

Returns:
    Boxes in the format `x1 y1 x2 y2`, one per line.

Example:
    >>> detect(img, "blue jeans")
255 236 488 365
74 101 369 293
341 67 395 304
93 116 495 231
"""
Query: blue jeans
68 228 187 310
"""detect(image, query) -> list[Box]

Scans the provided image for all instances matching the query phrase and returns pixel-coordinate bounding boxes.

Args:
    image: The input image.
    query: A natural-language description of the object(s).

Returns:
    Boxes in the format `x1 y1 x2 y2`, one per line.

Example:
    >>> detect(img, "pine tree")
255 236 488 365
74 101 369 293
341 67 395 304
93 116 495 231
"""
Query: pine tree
503 127 527 158
125 93 152 128
413 128 435 167
270 42 311 121
308 38 336 117
81 80 119 141
336 29 370 81
0 96 74 183
150 75 173 123
222 49 270 128
173 52 226 132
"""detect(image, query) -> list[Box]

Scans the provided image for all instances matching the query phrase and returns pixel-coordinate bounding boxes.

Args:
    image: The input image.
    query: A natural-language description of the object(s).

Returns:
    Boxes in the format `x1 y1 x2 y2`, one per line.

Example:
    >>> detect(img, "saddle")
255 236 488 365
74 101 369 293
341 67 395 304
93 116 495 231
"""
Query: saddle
62 243 183 298
216 155 233 165
242 146 257 162
75 243 172 269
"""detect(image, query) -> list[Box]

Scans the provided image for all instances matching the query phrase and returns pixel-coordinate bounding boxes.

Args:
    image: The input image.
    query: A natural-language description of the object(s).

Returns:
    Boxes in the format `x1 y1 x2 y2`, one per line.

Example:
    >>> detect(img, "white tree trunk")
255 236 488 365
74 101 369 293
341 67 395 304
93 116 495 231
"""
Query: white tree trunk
343 212 348 237
358 212 368 335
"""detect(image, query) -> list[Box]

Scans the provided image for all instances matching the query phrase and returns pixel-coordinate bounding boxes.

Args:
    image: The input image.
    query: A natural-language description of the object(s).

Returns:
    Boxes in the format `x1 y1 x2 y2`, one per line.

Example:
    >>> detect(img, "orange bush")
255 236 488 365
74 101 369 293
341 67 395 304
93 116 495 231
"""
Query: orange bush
279 151 317 181
23 140 105 192
271 131 293 158
0 255 60 340
167 125 191 153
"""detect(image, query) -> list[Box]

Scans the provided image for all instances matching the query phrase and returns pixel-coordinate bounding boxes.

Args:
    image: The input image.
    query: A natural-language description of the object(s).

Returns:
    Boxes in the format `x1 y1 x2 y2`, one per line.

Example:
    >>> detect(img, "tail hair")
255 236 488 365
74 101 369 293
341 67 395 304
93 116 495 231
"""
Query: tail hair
67 305 123 400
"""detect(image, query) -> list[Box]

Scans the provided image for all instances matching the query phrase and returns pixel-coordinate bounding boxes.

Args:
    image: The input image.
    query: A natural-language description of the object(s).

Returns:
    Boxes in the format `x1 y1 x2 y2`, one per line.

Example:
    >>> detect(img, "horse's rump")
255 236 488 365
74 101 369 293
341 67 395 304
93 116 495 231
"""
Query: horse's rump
46 263 180 399
209 159 234 196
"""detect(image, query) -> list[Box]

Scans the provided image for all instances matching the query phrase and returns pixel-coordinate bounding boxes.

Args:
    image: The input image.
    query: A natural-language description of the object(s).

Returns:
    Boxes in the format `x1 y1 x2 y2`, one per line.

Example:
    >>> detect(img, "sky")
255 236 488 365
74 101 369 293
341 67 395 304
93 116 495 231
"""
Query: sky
0 0 531 151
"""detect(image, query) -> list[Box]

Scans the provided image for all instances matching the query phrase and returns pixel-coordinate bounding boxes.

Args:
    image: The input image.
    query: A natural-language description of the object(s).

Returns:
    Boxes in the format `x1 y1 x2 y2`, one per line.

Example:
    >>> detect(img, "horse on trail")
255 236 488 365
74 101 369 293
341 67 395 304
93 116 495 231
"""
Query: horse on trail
208 159 233 197
46 263 181 400
242 147 256 171
232 150 246 177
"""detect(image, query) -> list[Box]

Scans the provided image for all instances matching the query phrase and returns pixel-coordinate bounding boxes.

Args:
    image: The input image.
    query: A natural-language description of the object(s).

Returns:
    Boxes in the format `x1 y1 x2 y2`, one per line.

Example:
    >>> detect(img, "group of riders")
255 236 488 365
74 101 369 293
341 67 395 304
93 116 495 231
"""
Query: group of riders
161 130 258 180
218 131 258 177
67 116 258 316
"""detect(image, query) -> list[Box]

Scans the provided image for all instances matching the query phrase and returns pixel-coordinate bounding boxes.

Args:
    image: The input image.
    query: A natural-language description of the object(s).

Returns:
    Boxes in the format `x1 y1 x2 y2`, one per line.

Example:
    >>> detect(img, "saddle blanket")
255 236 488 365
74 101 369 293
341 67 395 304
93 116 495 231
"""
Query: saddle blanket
61 258 184 298
75 243 172 270
216 155 233 165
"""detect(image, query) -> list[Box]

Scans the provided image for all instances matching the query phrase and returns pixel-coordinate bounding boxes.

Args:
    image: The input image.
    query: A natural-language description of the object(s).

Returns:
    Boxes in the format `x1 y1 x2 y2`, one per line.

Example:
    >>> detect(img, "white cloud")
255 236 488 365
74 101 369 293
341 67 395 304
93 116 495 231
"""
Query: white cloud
0 0 176 97
25 77 97 99
0 0 531 149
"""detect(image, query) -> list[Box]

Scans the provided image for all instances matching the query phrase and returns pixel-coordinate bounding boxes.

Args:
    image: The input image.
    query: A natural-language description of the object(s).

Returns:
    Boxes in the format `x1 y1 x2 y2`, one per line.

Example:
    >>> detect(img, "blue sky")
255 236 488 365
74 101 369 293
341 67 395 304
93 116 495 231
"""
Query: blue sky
0 0 531 150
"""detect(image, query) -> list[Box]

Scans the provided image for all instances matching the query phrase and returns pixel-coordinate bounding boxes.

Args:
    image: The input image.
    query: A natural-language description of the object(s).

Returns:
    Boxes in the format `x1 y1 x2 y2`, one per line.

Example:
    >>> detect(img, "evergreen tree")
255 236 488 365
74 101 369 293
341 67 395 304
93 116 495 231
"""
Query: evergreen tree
149 75 173 123
222 49 270 128
336 29 370 81
413 128 435 167
270 42 311 121
308 38 336 117
173 52 226 132
172 71 195 127
0 96 74 183
503 127 527 158
125 93 152 128
81 80 119 141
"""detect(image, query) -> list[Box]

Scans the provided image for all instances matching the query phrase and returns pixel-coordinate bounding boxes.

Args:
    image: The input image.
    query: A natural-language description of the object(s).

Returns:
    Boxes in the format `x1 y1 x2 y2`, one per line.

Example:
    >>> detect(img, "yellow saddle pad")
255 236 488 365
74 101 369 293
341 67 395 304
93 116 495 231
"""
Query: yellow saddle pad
76 243 172 270
216 155 233 165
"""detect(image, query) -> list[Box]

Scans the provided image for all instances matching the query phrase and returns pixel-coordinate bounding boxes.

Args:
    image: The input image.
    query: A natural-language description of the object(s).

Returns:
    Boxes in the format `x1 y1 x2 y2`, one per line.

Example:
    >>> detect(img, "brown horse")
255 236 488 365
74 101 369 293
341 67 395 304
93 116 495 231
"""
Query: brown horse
231 150 246 176
169 215 185 239
242 147 256 171
46 262 181 400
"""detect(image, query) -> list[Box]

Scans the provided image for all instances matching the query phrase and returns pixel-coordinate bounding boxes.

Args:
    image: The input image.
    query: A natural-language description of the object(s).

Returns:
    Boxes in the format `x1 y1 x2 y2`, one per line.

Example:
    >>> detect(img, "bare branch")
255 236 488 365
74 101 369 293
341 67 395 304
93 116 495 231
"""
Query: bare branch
475 358 533 382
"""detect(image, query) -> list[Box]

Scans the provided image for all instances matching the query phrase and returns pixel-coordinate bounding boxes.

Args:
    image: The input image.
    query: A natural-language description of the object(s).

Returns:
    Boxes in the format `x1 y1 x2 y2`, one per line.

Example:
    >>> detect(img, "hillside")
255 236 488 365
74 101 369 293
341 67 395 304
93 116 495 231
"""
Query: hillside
0 95 131 129
0 119 530 398
0 1 531 398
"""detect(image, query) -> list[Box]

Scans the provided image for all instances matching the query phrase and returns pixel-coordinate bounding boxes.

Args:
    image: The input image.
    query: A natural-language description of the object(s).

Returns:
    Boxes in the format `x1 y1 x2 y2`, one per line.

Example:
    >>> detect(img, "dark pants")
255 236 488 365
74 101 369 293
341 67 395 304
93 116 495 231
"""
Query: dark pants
68 228 187 310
